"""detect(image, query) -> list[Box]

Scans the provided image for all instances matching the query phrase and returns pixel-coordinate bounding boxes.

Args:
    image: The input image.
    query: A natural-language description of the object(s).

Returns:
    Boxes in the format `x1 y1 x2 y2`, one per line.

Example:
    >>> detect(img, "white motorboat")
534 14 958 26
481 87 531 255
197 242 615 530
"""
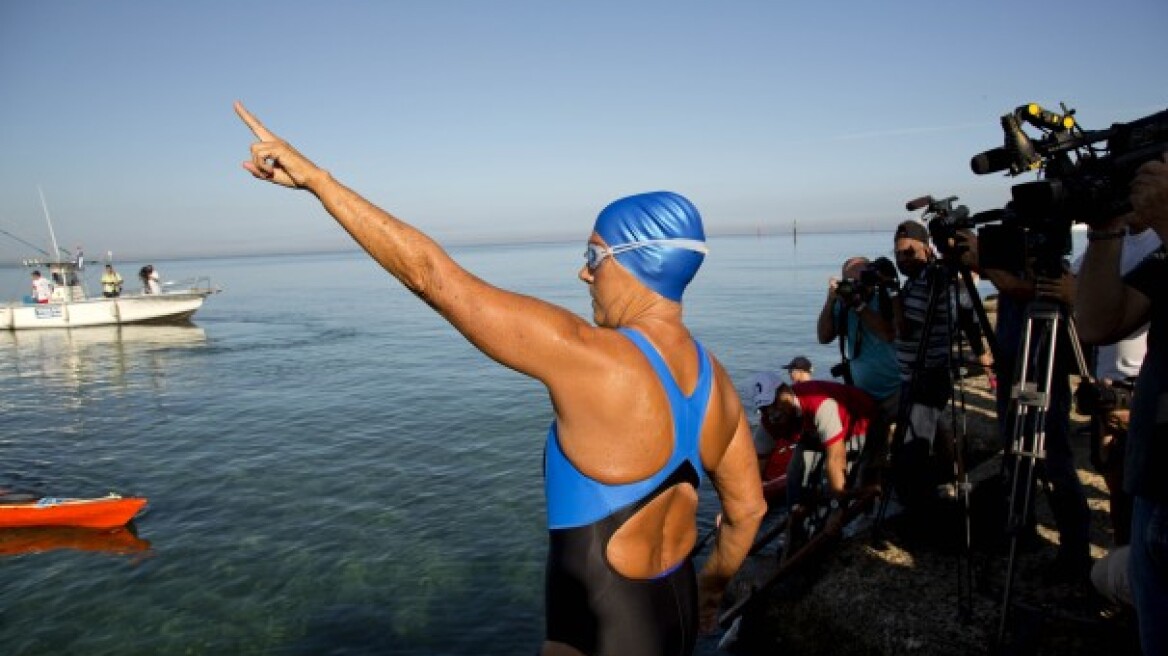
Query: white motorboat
1 259 219 330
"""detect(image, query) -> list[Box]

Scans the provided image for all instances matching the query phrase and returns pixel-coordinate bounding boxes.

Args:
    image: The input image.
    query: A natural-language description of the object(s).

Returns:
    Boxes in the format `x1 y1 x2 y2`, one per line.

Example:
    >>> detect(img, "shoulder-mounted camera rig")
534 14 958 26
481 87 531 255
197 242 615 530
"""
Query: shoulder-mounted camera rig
971 102 1168 227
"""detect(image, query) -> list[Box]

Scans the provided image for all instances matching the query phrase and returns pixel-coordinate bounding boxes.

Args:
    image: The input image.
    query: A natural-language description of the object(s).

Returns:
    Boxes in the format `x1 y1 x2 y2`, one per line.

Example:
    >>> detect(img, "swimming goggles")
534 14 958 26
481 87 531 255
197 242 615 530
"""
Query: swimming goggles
584 239 709 272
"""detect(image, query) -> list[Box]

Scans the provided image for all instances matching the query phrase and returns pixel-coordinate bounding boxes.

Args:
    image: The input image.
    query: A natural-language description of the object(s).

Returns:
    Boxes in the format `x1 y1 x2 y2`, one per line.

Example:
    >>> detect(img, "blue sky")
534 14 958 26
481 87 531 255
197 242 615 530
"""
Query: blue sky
0 1 1164 260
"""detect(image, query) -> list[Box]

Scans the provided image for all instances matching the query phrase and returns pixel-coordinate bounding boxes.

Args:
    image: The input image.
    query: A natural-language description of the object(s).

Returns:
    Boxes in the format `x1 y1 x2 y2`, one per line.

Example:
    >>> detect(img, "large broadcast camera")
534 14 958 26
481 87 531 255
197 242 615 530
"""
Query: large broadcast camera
971 102 1168 227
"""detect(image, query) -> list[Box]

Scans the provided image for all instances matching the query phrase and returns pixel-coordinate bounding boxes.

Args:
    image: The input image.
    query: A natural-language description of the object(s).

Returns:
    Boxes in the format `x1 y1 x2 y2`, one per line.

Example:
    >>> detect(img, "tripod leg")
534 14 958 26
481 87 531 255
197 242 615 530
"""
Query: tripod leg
996 301 1063 647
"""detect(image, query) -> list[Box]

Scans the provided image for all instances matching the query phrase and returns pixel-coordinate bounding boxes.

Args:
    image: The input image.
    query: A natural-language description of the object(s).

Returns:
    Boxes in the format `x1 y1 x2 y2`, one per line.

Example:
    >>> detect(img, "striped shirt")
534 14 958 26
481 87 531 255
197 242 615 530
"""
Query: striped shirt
895 265 953 380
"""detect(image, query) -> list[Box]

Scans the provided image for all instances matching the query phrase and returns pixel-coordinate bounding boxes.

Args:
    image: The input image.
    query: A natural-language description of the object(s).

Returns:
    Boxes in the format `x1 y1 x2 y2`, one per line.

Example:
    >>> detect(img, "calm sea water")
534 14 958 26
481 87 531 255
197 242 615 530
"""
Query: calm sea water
0 230 1080 655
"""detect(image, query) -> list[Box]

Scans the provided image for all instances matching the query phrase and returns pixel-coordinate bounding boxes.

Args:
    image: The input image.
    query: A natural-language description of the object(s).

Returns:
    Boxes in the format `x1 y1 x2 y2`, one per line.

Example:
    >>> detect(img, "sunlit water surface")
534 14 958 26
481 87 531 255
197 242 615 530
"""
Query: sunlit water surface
2 231 1039 655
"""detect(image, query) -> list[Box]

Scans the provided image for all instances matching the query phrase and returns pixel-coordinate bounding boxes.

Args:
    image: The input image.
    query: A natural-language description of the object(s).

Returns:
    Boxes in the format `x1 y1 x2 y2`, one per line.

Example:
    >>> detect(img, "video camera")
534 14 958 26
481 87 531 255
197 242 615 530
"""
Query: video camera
972 202 1071 279
971 102 1168 227
904 194 984 256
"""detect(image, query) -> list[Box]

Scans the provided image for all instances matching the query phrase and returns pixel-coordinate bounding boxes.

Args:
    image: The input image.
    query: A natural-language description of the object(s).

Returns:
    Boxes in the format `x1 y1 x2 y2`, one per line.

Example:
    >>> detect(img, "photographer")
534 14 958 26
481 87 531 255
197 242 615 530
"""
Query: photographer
1076 153 1168 654
982 241 1091 584
816 256 901 421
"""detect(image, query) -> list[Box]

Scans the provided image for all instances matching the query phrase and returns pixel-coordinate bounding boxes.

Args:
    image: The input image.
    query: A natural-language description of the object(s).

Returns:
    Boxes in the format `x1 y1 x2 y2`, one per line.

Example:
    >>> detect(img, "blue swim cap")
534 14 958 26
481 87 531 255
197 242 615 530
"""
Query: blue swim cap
592 191 707 302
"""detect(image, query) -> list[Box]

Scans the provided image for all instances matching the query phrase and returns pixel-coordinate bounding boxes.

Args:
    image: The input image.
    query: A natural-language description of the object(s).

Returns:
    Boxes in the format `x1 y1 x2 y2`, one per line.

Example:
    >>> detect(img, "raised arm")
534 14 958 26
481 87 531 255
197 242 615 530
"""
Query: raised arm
816 279 838 344
235 102 594 382
1078 153 1168 343
1075 217 1152 345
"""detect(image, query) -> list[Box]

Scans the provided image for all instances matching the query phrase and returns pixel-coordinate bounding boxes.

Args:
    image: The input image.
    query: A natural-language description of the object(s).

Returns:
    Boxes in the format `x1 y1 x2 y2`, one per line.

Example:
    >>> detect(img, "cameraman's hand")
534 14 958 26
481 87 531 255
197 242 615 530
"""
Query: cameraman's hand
1132 152 1168 228
827 277 839 300
955 230 979 271
1036 271 1076 305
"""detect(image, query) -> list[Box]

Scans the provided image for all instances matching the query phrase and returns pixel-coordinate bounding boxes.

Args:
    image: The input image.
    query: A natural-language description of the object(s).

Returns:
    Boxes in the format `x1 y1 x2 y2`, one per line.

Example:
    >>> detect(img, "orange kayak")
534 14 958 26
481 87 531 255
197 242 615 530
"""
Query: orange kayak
0 495 147 529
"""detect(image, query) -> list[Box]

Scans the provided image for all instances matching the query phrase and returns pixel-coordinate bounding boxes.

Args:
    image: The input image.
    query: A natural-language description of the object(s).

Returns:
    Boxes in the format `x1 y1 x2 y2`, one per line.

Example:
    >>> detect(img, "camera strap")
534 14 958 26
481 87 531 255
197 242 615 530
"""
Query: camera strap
835 302 857 386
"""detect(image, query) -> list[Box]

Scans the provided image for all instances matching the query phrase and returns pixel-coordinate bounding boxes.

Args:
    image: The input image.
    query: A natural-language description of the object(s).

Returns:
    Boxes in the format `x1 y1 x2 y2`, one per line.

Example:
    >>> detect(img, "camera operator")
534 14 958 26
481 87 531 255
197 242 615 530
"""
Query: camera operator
982 238 1092 584
1076 153 1168 654
816 256 901 422
1072 223 1161 547
890 221 956 509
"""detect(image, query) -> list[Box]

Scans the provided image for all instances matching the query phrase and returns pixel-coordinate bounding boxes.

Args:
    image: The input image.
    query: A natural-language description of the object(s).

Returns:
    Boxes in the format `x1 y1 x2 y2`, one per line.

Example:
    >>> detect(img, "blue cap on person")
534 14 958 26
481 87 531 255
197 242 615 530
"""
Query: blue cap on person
592 191 708 302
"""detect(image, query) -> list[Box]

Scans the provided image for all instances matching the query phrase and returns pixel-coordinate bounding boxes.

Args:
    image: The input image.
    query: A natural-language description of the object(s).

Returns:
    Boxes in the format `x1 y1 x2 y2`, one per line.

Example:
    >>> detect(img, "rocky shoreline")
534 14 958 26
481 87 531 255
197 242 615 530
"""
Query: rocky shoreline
718 373 1140 655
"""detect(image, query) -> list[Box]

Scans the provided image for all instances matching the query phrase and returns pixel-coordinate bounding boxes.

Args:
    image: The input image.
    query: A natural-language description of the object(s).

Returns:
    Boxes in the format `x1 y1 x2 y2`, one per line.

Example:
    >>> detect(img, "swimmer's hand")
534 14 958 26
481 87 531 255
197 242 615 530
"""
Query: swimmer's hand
235 101 328 191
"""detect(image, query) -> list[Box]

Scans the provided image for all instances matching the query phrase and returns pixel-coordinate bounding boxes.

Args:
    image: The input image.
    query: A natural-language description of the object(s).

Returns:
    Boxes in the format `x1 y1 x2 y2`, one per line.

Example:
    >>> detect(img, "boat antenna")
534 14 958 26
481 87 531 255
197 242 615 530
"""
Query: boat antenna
0 224 52 257
37 185 66 262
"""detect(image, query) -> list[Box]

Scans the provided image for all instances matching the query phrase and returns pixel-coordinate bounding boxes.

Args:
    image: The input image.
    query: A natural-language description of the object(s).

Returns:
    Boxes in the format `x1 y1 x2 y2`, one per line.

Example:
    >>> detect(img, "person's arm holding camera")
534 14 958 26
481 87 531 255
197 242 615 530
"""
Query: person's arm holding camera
1077 152 1168 344
986 261 1074 305
983 268 1034 302
1036 268 1076 305
817 277 840 344
1077 213 1150 345
1074 224 1158 345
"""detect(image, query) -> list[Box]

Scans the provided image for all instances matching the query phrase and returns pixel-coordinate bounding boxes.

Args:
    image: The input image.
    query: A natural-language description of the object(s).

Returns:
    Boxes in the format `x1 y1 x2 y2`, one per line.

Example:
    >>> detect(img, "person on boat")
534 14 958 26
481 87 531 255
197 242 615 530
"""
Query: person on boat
235 101 766 656
30 270 52 304
140 265 161 294
101 264 124 298
781 355 813 384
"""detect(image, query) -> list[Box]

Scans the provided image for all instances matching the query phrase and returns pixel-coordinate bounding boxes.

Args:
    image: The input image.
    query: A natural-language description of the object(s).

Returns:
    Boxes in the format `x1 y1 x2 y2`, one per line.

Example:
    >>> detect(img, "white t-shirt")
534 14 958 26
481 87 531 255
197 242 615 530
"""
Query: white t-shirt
31 277 52 301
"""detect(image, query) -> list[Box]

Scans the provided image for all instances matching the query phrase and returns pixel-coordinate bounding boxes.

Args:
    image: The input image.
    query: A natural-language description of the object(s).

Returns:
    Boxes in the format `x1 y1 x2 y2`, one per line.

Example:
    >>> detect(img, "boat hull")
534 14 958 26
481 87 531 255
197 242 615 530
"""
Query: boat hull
0 496 148 529
0 293 210 330
0 526 151 556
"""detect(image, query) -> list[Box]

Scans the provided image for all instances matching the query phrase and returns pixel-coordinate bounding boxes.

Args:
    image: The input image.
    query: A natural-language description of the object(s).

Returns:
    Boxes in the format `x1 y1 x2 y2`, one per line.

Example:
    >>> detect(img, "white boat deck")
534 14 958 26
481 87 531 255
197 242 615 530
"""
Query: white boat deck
3 261 219 330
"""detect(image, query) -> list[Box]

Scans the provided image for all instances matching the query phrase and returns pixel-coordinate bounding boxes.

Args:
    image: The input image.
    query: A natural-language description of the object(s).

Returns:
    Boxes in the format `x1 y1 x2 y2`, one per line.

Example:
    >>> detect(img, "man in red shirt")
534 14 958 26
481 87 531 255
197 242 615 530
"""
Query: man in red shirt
751 375 883 524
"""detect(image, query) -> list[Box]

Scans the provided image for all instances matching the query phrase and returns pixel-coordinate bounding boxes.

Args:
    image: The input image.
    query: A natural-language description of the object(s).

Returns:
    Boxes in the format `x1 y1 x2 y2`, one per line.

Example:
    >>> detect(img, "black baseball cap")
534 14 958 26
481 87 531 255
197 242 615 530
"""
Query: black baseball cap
894 220 930 243
782 356 813 372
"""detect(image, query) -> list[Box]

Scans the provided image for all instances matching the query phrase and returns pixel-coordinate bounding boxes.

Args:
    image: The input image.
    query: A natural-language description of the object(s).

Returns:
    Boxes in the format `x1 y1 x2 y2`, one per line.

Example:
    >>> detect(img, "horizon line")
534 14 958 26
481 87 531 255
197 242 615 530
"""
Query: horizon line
0 224 893 266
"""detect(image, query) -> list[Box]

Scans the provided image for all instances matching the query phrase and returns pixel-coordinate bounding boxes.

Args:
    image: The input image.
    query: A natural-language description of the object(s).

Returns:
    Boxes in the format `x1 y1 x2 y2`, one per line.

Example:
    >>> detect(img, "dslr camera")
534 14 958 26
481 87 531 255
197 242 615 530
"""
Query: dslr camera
835 258 896 307
971 102 1168 228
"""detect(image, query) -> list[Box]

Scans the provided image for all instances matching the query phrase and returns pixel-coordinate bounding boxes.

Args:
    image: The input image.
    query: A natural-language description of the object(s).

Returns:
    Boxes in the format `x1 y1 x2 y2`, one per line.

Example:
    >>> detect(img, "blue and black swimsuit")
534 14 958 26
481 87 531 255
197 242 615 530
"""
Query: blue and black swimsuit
544 328 712 656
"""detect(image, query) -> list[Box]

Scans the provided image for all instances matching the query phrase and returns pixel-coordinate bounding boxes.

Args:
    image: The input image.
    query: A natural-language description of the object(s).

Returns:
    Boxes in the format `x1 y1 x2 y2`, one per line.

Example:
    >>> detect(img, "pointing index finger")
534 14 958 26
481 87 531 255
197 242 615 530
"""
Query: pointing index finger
234 100 277 141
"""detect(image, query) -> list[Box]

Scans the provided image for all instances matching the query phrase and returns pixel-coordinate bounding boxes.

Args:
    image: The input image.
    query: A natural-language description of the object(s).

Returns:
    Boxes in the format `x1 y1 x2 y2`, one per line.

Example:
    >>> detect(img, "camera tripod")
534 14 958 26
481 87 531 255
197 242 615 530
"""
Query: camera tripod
871 252 998 624
994 297 1089 647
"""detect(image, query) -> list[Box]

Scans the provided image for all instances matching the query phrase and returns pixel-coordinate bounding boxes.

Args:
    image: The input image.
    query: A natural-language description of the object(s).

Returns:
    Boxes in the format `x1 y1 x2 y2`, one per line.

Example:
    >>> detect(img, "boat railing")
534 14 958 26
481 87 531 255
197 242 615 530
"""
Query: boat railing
161 276 220 296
